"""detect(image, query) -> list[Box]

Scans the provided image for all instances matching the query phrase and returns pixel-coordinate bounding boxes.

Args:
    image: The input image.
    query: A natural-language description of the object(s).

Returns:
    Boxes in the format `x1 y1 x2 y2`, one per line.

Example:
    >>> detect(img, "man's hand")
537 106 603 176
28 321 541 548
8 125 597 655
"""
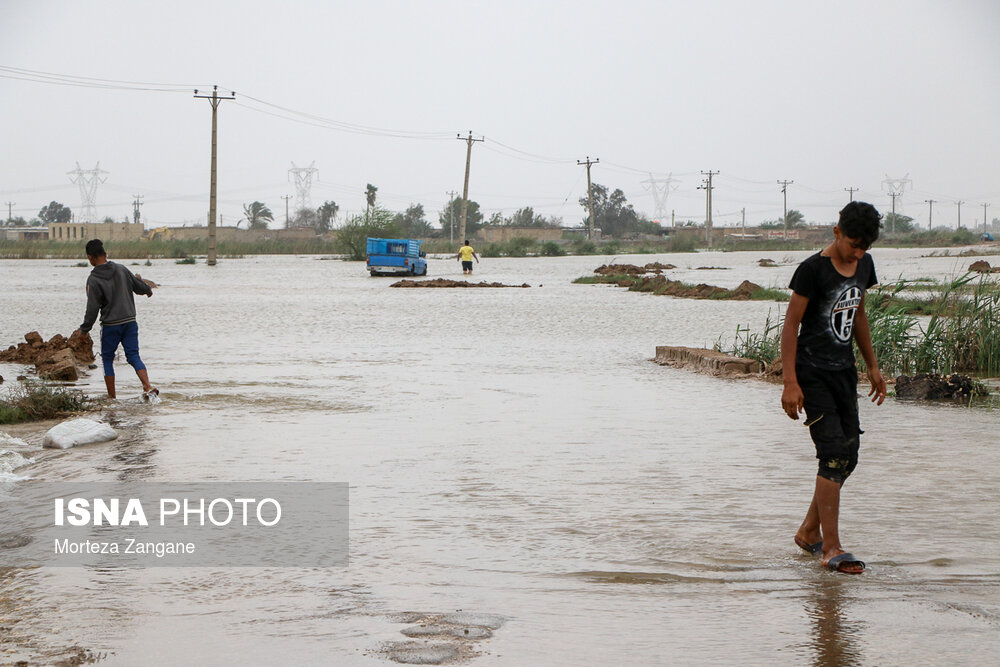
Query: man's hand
867 367 887 405
782 382 805 420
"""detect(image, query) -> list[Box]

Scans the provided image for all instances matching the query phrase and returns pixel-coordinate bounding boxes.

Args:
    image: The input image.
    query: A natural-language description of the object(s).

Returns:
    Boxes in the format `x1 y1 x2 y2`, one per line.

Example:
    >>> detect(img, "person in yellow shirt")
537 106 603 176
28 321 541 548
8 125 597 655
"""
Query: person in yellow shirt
455 240 480 274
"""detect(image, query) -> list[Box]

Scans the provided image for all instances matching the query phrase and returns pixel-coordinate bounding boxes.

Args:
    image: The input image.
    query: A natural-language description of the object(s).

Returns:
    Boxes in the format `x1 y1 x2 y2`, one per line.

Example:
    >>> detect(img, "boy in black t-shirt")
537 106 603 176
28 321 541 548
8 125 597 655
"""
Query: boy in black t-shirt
780 201 887 574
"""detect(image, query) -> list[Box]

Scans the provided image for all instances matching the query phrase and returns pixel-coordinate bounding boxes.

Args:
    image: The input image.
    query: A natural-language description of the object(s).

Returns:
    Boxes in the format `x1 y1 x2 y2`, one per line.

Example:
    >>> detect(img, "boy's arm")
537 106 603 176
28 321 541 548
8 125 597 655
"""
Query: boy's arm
127 267 153 297
473 251 479 262
853 294 886 405
79 281 102 334
780 293 808 420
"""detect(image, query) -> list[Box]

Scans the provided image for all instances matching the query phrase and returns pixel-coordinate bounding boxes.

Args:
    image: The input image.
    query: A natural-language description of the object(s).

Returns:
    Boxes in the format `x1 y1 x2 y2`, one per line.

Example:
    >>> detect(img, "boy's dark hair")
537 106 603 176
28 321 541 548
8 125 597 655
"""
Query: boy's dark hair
85 239 106 257
464 239 469 245
838 202 881 249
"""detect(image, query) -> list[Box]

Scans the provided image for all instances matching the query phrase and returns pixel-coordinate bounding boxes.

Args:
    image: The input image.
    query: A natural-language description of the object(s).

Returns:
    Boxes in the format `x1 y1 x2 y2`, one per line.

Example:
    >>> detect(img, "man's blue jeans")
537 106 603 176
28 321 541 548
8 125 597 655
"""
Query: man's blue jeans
100 321 145 377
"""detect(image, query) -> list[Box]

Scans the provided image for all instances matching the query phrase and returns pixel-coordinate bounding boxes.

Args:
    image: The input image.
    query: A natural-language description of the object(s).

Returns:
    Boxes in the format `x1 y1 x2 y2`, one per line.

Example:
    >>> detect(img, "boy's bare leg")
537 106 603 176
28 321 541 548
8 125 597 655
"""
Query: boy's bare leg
815 475 864 573
136 369 153 393
104 376 116 399
796 492 822 546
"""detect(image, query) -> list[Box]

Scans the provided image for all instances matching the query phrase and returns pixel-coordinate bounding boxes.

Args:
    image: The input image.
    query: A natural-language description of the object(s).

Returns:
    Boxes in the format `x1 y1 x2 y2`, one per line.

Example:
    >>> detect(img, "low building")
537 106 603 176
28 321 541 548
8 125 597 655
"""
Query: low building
49 220 145 243
2 226 49 241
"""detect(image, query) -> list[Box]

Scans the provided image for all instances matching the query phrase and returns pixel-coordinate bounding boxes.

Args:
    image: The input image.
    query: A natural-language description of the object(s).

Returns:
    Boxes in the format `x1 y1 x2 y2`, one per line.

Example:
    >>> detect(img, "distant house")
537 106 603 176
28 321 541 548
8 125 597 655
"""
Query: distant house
2 226 49 241
49 220 144 242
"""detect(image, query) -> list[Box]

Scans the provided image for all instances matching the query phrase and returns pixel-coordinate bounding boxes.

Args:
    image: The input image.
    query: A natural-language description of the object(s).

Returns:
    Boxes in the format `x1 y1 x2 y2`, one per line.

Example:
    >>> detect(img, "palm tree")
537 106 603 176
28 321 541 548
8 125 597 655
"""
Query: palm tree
243 201 274 230
365 184 378 222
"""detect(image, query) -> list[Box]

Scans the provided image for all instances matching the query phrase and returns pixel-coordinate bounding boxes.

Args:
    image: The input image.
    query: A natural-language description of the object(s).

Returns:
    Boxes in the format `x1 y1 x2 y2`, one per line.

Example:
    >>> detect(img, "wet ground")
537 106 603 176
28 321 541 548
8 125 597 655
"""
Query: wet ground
1 248 998 665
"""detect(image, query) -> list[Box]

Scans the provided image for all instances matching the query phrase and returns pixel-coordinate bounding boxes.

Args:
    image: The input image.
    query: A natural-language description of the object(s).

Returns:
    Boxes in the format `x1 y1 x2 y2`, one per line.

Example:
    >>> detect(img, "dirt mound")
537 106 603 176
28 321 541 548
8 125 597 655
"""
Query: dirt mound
895 373 985 399
594 263 645 276
391 279 530 288
1 330 95 365
629 276 762 300
969 260 991 273
759 258 778 267
643 262 676 271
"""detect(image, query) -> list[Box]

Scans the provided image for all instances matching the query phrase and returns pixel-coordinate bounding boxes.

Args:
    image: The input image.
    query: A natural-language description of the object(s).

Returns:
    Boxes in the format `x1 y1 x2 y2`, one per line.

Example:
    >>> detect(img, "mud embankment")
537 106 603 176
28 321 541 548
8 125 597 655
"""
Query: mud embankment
391 279 530 288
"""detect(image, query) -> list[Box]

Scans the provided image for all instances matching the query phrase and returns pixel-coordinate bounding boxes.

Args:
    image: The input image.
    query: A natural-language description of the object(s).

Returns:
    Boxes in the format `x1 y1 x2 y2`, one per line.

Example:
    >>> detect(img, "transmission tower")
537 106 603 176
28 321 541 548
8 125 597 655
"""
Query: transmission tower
882 173 912 196
641 172 680 223
289 162 319 212
67 162 109 223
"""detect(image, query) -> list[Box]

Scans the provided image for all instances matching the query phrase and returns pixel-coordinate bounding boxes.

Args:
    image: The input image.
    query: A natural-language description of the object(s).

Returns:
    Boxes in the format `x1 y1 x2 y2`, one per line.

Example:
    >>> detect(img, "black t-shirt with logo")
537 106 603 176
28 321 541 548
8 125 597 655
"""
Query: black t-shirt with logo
788 252 877 370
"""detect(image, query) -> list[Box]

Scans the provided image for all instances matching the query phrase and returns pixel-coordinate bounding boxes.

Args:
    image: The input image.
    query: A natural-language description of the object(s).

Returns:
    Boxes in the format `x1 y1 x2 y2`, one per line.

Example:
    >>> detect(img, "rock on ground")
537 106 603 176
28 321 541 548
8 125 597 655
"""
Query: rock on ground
0 331 95 365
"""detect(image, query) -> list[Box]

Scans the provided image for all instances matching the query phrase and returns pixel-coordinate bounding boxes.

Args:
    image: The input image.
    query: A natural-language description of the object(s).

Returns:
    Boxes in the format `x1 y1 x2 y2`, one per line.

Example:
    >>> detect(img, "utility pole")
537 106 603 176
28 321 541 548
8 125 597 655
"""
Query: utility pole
888 192 902 233
577 156 600 240
924 199 937 231
844 187 858 202
778 179 794 232
281 195 292 228
956 200 964 229
741 207 746 236
456 131 483 243
194 85 236 266
132 195 144 226
698 170 718 248
984 203 991 233
446 190 457 246
5 201 13 225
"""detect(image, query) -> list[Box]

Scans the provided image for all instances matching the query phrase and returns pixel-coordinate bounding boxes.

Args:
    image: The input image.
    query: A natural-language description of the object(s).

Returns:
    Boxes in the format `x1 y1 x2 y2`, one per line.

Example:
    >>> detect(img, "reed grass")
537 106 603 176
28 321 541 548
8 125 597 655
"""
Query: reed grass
718 273 1000 377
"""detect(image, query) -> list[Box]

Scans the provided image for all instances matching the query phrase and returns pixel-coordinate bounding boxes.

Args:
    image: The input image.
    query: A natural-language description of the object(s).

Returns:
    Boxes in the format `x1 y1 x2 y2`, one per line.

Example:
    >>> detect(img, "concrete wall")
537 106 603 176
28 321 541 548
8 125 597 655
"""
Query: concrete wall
2 227 49 240
166 226 324 241
49 221 145 243
476 227 563 242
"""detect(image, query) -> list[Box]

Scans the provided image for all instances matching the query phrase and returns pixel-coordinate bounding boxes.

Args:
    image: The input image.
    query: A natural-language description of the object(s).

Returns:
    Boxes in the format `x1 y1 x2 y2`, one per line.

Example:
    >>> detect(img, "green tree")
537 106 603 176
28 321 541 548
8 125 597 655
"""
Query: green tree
292 208 318 229
578 183 640 238
393 203 432 237
317 201 339 233
780 209 806 229
334 208 400 260
242 201 274 230
439 197 483 239
884 212 915 233
365 184 378 221
38 201 72 223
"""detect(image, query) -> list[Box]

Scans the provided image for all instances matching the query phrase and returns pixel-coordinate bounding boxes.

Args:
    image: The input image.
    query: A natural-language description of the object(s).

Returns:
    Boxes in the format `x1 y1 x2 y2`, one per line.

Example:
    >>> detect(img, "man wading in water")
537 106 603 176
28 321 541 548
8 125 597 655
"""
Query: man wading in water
76 239 158 401
780 202 887 574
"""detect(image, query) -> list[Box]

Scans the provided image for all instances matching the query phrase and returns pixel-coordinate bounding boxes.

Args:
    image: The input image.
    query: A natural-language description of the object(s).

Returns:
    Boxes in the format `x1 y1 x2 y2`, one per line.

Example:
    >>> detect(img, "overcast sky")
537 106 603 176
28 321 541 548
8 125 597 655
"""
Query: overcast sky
2 0 998 230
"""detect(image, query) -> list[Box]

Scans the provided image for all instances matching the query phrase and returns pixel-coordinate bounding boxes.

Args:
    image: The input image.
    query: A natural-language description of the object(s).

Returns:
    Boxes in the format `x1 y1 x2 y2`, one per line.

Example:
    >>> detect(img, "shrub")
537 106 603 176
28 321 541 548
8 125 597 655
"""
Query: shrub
0 381 89 424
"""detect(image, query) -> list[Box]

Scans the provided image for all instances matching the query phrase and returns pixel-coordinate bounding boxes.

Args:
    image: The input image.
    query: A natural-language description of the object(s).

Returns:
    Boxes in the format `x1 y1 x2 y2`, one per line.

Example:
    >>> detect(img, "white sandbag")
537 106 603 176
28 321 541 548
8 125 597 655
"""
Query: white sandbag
42 418 118 449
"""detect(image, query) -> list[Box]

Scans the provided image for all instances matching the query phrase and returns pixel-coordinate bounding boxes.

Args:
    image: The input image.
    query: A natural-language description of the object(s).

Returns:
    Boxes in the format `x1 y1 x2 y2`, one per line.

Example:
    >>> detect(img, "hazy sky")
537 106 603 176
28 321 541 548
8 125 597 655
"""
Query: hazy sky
2 0 998 230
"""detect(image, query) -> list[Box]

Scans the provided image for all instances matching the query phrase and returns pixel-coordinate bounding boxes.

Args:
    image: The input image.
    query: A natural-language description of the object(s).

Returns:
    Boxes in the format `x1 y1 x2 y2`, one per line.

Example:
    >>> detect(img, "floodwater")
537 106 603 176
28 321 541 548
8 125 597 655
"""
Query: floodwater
1 248 998 666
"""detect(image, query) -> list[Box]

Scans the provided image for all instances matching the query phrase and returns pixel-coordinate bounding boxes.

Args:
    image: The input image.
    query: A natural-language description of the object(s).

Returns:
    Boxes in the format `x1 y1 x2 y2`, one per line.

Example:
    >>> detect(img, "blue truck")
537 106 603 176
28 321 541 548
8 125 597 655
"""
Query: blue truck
366 237 428 276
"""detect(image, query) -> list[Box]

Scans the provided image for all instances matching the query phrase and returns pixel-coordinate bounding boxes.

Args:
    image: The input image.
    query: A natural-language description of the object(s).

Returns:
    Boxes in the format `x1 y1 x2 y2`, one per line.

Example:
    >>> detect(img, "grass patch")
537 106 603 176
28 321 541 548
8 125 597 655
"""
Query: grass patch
720 273 1000 377
175 256 197 265
715 312 783 365
0 381 89 424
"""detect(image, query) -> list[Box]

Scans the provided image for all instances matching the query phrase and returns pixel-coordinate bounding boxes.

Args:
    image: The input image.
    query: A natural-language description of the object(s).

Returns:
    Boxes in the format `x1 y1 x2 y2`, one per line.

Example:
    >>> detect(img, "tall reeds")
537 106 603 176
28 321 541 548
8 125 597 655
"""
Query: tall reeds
718 273 1000 377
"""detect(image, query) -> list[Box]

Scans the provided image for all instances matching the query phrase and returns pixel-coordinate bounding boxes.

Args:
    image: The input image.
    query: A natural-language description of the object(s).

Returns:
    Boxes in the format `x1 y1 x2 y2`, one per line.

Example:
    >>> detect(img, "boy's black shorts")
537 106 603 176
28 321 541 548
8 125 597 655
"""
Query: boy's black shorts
797 363 861 484
462 260 473 271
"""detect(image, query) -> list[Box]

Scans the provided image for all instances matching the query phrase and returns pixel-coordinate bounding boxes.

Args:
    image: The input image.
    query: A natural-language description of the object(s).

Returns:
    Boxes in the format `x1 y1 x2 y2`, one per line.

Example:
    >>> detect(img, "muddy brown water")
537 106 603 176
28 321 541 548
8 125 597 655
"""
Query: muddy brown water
1 249 998 665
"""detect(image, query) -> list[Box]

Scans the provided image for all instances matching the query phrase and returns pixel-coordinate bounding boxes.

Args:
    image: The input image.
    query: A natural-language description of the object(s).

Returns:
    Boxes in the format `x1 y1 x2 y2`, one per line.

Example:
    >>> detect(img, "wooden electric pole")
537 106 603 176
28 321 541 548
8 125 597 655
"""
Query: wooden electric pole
281 195 292 228
924 199 937 231
194 85 236 266
698 171 718 247
984 203 991 234
778 179 794 232
577 156 599 240
456 131 483 243
844 186 858 202
956 200 964 229
888 192 901 233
